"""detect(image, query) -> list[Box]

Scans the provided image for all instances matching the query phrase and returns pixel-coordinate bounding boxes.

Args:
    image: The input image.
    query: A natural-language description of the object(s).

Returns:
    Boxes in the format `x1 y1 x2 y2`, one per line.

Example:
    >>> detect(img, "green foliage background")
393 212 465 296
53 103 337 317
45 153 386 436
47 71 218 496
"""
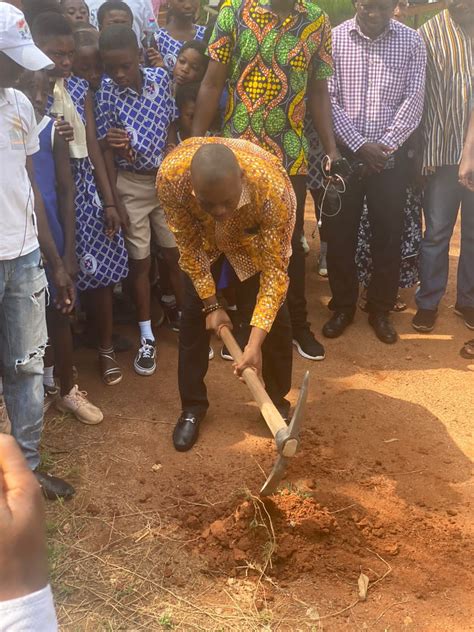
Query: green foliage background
318 0 355 25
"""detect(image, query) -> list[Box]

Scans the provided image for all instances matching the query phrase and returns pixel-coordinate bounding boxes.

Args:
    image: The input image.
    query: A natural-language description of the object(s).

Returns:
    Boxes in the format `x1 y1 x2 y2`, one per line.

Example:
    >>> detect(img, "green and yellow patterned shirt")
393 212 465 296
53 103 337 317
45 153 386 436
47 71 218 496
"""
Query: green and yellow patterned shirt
207 0 333 175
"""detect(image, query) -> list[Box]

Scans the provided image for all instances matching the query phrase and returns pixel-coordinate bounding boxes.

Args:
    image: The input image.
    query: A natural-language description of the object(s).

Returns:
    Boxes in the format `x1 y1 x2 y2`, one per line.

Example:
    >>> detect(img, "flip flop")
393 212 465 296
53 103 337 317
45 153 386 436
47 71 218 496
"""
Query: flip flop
98 348 123 385
460 339 474 360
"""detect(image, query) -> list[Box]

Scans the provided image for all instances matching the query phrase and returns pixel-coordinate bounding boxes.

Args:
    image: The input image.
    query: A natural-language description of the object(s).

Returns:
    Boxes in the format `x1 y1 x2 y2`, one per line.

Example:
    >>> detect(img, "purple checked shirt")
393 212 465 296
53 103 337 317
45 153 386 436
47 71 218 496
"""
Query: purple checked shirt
328 18 426 153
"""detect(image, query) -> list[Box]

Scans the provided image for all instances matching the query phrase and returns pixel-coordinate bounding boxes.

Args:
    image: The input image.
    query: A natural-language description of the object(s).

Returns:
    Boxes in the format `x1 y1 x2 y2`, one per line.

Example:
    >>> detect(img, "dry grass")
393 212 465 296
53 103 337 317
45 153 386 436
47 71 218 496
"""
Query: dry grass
45 489 313 631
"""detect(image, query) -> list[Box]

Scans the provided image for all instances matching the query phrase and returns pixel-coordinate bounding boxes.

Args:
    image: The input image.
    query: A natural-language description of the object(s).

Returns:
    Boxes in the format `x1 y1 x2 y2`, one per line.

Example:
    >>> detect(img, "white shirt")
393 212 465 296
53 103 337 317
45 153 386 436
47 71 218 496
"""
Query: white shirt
87 0 156 44
0 585 57 631
0 89 39 261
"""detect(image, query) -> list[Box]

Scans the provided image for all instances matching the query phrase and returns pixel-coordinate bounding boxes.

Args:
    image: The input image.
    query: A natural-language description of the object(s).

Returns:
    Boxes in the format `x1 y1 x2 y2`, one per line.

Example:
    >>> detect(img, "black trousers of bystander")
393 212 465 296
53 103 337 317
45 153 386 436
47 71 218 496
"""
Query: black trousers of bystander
287 175 310 333
325 160 408 315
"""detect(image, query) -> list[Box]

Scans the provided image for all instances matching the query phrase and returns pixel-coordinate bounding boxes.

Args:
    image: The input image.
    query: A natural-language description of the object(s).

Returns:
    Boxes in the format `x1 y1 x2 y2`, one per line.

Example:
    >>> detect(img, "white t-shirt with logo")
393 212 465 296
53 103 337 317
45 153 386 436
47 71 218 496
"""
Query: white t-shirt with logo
0 88 39 261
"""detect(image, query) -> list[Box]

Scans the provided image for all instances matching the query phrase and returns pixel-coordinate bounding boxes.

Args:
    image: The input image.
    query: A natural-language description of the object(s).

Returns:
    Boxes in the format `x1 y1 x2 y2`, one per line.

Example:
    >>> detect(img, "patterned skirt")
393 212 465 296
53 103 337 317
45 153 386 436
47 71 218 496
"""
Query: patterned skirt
72 157 128 291
355 187 422 289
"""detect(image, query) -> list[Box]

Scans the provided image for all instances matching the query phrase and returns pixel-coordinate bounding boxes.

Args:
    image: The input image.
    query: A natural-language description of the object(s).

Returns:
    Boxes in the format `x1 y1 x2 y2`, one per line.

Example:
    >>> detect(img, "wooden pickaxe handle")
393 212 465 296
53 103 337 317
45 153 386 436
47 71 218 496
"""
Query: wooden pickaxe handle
219 325 288 438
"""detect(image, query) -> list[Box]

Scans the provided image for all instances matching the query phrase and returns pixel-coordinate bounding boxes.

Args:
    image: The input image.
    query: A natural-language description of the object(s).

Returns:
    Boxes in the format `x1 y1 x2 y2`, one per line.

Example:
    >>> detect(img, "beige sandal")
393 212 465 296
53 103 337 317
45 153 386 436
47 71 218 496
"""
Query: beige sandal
98 347 123 386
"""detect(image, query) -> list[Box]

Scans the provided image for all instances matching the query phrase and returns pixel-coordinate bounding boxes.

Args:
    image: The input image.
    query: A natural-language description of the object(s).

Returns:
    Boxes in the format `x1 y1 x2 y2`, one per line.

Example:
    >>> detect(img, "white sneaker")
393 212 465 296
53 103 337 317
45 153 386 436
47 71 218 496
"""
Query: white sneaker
56 385 104 425
0 396 11 435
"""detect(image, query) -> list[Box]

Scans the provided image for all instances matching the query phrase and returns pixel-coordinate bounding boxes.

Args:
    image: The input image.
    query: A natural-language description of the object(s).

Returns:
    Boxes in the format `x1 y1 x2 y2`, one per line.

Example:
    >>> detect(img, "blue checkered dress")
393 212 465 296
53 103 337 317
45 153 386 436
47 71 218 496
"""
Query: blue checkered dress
153 25 206 73
47 76 128 291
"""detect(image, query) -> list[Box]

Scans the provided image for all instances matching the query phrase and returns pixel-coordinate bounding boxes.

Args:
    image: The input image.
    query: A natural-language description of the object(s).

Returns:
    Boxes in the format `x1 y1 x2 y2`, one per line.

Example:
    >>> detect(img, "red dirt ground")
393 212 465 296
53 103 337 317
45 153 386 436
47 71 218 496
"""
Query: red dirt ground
43 213 473 631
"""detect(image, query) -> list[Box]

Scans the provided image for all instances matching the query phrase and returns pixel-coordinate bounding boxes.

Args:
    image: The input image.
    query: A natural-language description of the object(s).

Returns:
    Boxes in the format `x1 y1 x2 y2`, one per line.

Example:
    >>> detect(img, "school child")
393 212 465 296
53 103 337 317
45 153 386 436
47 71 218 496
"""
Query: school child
175 80 199 141
96 25 183 376
18 70 104 424
153 0 205 72
173 39 207 87
97 0 134 31
72 28 103 91
60 0 91 26
32 12 129 386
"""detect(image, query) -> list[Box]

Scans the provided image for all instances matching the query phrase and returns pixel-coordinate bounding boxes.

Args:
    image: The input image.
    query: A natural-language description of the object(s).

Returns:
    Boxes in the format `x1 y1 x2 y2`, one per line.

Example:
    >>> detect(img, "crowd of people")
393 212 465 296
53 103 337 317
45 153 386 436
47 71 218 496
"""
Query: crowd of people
0 0 472 626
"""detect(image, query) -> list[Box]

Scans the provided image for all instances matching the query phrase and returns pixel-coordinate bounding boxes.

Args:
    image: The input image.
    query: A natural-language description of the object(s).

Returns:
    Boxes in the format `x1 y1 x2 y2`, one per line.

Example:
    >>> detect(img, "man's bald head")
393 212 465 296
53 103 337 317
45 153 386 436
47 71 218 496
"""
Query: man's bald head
191 143 241 185
191 143 243 222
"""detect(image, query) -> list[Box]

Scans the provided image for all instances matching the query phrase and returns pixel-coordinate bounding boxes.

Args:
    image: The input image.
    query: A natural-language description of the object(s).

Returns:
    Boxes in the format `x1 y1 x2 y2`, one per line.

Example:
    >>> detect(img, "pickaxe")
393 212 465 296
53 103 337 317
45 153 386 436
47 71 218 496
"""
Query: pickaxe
219 326 309 496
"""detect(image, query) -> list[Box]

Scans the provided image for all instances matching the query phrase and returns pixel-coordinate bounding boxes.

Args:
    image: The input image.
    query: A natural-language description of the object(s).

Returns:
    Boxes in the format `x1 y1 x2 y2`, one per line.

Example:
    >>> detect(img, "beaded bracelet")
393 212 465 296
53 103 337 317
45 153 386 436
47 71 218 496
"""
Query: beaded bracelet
202 302 223 315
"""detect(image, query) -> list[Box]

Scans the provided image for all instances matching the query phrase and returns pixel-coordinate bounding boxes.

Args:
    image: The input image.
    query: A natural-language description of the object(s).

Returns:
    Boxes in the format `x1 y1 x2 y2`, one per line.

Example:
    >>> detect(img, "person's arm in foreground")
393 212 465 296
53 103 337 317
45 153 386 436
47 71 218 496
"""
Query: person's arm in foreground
0 435 58 631
26 157 75 314
53 130 78 280
459 109 474 192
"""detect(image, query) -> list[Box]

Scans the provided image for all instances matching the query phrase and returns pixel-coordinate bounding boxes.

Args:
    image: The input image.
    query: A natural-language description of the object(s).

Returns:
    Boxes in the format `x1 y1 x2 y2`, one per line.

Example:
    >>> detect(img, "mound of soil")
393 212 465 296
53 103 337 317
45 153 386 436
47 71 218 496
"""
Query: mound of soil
194 490 343 578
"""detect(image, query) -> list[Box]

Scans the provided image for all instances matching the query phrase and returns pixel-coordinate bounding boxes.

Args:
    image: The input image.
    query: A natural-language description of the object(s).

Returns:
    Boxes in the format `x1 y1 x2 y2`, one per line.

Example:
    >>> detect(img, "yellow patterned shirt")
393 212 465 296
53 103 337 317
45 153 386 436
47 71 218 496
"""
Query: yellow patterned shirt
207 0 333 175
157 137 296 332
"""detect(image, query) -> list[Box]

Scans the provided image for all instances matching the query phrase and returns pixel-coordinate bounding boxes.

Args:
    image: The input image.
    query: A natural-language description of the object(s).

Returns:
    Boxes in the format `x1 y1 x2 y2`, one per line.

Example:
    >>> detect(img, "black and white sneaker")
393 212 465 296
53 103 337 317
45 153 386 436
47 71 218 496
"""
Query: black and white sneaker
134 338 156 376
412 308 437 332
292 328 326 360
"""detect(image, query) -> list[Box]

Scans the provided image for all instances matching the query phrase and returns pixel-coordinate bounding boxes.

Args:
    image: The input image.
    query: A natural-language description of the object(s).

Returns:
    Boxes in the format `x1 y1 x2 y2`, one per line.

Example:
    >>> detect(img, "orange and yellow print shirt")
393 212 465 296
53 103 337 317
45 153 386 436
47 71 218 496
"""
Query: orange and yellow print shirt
157 137 296 332
207 0 333 175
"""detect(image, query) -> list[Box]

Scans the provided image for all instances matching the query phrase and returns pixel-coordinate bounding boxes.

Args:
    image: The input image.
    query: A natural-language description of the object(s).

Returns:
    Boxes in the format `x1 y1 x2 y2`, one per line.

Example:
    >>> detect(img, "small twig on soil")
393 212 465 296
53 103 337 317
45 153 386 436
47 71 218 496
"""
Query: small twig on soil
111 414 173 425
366 548 392 590
317 599 359 621
306 548 393 623
105 511 117 548
329 503 357 515
372 599 410 624
250 455 268 479
173 496 227 508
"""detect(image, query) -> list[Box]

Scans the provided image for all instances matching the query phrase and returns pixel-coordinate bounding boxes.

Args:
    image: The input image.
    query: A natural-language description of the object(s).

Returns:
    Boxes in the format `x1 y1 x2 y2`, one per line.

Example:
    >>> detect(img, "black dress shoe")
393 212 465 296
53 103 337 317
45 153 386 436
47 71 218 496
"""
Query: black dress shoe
173 412 204 452
322 312 353 338
34 470 75 501
368 312 398 344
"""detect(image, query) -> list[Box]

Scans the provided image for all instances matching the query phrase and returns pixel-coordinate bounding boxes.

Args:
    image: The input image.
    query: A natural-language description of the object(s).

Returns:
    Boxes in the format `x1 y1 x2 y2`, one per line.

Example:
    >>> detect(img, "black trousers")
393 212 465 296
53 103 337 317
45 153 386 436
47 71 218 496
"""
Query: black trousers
325 162 408 315
287 175 309 331
178 262 292 417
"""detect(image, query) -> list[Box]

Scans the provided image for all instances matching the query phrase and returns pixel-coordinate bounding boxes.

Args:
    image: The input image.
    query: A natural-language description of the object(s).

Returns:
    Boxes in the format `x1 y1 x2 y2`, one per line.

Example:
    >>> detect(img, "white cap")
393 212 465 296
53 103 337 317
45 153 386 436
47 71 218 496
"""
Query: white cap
0 3 54 71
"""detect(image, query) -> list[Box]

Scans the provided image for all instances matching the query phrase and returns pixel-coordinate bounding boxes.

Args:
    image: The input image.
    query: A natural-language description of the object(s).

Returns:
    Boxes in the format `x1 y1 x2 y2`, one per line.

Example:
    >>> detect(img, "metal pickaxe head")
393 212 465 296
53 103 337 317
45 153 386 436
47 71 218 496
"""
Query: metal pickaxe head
260 371 309 496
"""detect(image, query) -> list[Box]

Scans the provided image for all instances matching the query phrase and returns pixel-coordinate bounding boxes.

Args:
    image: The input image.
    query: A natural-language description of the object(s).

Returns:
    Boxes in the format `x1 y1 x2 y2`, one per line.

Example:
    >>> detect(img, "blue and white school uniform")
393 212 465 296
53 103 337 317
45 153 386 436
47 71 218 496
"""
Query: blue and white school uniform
153 24 206 72
95 66 177 172
46 76 128 292
33 117 64 258
32 116 65 299
95 66 178 259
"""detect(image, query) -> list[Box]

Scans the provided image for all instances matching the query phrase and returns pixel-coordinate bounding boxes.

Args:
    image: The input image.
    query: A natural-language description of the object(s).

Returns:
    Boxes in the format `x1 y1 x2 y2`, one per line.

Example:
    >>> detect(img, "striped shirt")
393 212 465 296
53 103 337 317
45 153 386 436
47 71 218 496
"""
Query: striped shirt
419 10 473 172
328 18 426 153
